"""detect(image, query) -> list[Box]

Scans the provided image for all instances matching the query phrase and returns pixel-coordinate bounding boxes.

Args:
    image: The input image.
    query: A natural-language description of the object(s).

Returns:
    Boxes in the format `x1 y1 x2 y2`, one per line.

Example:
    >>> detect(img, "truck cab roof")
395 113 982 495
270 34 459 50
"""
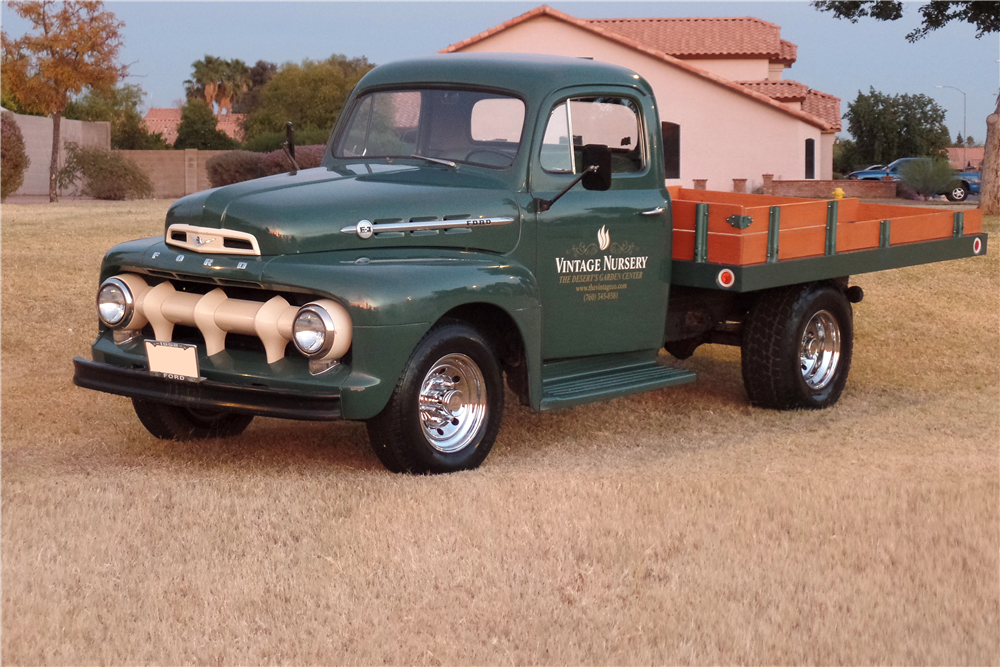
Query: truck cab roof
355 53 655 99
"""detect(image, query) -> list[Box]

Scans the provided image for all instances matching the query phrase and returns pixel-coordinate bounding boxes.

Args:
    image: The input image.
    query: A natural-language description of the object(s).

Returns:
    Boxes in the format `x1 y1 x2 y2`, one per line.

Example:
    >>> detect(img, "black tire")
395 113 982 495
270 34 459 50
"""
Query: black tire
741 283 853 410
366 322 504 474
945 184 968 202
132 398 254 440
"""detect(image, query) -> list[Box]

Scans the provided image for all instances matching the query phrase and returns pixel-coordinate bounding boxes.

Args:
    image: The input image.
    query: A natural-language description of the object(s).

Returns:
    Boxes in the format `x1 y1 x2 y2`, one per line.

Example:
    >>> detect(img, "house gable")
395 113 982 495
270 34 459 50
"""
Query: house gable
441 5 833 133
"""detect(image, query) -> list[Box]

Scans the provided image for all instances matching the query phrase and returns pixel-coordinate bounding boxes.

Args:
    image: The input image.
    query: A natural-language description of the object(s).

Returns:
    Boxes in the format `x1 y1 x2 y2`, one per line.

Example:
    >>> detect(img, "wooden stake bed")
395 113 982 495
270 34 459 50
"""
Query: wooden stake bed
667 188 986 292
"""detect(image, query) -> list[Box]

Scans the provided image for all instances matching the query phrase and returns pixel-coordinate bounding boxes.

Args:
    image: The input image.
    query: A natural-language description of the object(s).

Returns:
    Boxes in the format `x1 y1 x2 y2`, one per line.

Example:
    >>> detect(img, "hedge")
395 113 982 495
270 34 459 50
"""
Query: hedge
206 144 326 188
1 112 31 202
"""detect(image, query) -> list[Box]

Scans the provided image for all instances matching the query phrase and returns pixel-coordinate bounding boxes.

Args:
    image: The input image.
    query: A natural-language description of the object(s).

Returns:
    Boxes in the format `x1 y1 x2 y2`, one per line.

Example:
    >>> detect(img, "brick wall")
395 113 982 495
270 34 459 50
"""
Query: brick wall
2 110 111 196
118 149 228 199
762 174 896 199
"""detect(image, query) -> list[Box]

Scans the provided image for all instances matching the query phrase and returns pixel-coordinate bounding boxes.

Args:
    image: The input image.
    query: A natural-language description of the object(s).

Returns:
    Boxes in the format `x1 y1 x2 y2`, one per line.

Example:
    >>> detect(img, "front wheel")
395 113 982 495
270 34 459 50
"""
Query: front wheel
945 184 968 202
132 398 254 440
366 322 504 474
741 283 853 410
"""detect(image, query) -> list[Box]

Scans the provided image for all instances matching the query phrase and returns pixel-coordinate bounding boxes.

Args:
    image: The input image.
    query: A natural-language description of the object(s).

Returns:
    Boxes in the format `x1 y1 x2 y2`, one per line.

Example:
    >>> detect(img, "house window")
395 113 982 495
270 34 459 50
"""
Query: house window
805 138 815 180
662 122 680 179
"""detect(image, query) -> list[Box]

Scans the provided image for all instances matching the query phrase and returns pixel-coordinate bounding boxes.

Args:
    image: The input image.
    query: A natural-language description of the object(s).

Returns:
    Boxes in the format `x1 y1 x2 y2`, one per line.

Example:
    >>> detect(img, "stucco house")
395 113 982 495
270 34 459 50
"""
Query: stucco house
142 108 245 145
441 5 841 191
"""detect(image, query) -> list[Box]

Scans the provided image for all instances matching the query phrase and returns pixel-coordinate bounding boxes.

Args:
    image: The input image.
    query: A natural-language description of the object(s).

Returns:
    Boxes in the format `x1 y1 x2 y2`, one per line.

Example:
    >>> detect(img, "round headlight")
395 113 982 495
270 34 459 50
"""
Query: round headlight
97 278 134 328
292 305 336 358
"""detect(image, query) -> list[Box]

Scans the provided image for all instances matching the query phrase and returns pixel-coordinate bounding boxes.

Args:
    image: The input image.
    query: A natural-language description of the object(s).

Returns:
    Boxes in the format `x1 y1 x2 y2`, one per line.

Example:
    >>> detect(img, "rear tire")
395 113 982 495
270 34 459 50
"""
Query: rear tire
741 283 853 410
366 322 504 474
132 399 254 440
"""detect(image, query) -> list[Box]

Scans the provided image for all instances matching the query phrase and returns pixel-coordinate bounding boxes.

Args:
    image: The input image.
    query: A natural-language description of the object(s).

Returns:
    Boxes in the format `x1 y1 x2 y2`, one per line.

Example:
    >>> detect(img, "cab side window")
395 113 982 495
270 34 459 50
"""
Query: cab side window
540 97 644 175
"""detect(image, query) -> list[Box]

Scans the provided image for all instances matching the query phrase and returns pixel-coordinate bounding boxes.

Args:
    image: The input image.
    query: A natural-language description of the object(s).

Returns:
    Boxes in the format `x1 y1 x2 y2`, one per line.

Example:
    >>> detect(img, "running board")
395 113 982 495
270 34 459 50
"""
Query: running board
539 350 696 410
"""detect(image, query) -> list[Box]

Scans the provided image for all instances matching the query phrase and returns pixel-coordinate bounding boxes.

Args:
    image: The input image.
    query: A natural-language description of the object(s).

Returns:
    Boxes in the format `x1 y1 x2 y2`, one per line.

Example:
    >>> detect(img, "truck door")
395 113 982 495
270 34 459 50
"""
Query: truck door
531 90 670 360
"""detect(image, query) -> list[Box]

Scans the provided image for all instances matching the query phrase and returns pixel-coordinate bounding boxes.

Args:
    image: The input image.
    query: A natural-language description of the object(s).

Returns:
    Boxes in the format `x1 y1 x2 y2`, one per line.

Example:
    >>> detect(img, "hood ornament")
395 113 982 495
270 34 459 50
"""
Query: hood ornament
194 235 216 247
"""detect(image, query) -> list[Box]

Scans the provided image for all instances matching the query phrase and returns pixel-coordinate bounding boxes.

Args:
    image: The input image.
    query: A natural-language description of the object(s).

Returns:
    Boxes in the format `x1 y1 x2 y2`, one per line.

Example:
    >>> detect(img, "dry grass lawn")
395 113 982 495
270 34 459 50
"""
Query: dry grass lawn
2 200 998 665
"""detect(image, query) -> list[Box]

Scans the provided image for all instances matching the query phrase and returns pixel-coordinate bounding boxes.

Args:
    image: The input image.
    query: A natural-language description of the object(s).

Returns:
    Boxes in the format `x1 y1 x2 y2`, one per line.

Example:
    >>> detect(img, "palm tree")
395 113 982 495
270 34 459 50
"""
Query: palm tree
183 55 228 110
216 59 250 114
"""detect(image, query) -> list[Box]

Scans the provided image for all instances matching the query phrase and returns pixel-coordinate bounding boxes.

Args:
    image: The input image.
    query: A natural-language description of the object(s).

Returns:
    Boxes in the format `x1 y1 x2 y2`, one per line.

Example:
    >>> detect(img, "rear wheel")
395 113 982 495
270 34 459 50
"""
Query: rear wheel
741 283 853 410
945 184 968 202
132 398 254 440
367 322 504 474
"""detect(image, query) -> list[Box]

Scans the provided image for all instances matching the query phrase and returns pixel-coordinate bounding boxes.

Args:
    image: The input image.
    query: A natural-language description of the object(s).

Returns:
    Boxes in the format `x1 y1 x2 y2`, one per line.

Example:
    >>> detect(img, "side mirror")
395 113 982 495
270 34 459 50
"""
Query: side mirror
581 144 612 191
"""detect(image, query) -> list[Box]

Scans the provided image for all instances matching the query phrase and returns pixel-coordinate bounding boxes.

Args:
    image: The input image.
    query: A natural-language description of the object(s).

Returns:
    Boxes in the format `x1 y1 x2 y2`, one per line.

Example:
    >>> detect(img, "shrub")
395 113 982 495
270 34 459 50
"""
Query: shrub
1 112 31 202
58 144 153 200
206 145 327 188
898 158 958 198
243 127 330 153
205 151 266 188
174 100 238 150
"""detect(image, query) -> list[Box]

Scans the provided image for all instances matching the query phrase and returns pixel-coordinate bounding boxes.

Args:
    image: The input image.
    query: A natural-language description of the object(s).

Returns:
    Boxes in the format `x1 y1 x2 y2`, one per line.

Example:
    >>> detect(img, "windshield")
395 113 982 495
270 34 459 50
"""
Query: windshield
334 89 525 169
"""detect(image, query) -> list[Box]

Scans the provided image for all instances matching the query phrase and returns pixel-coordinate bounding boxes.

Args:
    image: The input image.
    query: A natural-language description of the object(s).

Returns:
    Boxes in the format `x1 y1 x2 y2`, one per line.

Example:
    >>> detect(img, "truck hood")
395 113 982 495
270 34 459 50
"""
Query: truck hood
164 165 522 256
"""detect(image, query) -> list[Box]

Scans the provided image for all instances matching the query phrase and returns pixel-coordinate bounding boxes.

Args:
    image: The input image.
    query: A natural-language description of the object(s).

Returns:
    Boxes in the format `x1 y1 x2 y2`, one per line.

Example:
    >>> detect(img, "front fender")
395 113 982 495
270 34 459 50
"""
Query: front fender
263 249 541 418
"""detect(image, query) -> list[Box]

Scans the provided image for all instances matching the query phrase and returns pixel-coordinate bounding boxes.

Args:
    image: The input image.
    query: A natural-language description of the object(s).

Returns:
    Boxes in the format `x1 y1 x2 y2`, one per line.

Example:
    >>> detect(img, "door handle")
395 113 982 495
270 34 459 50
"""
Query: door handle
641 207 665 216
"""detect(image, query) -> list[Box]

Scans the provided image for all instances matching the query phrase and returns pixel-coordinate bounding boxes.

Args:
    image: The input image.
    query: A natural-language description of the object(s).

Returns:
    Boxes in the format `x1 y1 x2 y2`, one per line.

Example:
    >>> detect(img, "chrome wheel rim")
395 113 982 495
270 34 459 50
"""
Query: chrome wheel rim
951 187 965 200
418 353 487 453
799 310 841 390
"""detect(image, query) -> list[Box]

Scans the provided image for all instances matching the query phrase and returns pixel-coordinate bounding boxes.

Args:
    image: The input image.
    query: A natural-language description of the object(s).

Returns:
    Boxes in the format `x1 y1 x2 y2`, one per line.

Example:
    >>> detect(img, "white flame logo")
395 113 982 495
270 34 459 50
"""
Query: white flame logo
597 225 610 251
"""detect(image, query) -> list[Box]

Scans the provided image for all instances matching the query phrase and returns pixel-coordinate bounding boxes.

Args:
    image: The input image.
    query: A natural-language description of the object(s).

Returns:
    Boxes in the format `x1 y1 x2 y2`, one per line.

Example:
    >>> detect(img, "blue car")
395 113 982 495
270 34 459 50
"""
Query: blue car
847 157 980 202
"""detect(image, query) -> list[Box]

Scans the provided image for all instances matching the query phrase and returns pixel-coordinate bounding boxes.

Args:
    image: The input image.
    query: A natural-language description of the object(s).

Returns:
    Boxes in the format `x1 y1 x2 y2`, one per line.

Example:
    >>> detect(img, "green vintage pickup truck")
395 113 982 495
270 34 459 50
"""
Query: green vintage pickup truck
74 54 988 473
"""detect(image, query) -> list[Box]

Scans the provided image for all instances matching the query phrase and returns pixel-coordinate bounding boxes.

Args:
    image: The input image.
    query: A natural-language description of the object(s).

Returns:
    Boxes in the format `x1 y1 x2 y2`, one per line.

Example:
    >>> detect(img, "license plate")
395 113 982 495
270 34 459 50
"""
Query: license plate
145 341 201 382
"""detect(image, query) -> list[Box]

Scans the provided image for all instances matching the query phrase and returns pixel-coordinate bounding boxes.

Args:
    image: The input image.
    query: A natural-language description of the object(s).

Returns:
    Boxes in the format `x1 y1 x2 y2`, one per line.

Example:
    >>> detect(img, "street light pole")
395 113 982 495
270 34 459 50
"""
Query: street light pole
936 85 967 169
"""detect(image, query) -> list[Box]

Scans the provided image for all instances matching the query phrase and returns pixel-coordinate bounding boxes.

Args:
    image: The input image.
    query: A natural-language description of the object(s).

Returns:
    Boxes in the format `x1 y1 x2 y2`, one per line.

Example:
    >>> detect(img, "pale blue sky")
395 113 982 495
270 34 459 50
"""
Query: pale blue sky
2 1 997 142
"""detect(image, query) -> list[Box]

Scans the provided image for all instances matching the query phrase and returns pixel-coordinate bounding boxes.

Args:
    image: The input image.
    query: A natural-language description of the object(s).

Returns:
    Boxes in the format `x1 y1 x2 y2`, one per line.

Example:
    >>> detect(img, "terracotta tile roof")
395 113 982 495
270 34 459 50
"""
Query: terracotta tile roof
587 16 795 63
779 39 797 64
441 5 834 132
802 89 842 133
143 108 245 145
946 146 984 170
737 80 809 101
737 81 842 131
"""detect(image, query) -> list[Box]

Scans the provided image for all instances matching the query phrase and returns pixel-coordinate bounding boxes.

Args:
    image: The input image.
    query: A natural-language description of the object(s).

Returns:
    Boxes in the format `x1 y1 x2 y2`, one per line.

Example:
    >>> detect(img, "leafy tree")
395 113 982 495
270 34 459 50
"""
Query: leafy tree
243 54 373 141
173 99 238 150
832 136 861 176
232 60 277 115
843 88 950 169
64 83 169 149
954 132 964 147
1 0 127 202
812 1 1000 41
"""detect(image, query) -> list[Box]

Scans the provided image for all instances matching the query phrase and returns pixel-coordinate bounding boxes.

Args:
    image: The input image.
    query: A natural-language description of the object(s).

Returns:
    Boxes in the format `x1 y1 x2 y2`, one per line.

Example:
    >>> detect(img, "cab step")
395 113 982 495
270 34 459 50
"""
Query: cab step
539 350 696 410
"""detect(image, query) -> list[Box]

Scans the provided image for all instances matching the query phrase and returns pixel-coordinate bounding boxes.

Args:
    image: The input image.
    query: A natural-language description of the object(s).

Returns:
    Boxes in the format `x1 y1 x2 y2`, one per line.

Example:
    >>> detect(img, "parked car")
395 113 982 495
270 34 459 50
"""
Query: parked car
846 157 980 202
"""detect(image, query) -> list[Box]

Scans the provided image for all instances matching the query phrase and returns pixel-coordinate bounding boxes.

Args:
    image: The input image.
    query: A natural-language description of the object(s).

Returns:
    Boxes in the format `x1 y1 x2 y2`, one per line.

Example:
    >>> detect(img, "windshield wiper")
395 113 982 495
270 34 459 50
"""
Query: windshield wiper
410 154 457 168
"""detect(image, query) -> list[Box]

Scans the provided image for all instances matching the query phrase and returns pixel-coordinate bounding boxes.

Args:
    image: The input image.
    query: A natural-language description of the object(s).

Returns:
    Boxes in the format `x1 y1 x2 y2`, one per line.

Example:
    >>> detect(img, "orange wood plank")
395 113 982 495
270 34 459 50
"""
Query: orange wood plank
705 232 769 265
674 189 814 207
672 229 695 260
837 219 881 252
671 200 700 232
890 214 954 245
777 226 826 261
963 209 983 235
